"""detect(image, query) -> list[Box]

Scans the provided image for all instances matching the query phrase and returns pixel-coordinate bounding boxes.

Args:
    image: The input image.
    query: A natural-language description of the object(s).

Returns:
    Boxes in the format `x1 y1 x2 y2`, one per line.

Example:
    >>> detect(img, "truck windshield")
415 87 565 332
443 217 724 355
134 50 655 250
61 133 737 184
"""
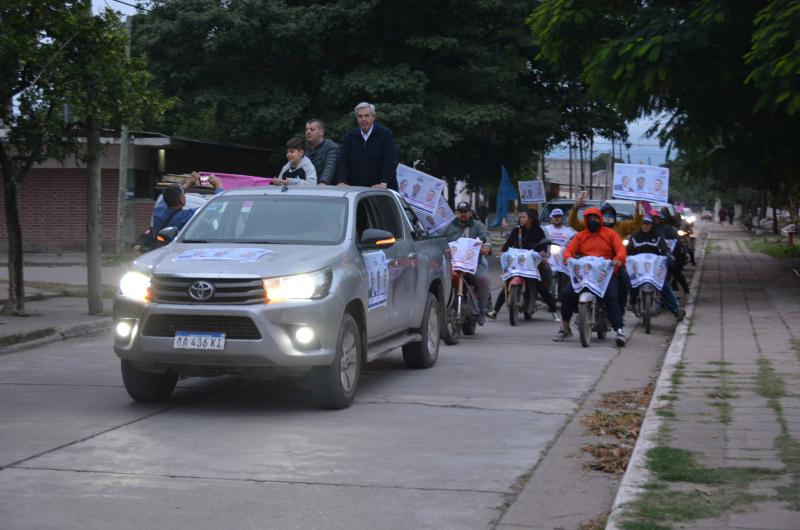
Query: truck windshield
181 196 348 245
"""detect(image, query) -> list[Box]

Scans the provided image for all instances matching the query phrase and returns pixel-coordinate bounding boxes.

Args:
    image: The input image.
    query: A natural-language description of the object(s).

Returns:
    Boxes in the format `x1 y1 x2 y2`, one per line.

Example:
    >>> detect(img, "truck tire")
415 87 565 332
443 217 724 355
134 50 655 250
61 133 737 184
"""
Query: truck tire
121 360 178 403
402 293 440 369
311 313 362 410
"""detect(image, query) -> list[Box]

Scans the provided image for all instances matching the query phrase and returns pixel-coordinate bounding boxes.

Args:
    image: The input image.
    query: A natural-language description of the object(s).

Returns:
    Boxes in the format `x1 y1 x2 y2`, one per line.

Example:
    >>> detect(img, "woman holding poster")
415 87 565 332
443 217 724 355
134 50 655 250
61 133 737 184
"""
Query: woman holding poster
487 209 559 321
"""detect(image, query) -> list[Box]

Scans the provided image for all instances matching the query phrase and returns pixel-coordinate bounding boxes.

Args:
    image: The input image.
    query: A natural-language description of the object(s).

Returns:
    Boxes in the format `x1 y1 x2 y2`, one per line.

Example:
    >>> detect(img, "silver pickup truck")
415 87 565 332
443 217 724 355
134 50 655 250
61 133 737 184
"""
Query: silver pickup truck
113 187 451 409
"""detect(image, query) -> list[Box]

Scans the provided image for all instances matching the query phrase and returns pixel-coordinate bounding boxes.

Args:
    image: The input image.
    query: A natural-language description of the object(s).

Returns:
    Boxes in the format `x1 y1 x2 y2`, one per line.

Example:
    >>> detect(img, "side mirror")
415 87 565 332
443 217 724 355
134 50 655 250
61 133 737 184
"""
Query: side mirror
360 228 396 248
157 226 179 244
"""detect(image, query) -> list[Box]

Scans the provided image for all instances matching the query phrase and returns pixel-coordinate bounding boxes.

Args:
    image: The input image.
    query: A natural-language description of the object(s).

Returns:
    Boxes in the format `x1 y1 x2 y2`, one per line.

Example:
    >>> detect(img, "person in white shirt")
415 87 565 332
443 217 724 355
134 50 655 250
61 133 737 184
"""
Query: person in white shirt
275 137 317 185
544 208 577 293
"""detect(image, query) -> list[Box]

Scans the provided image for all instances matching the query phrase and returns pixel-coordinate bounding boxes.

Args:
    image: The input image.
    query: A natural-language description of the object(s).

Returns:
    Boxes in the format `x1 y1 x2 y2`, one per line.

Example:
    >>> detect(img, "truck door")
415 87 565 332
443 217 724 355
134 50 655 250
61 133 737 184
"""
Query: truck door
365 195 419 334
355 197 395 340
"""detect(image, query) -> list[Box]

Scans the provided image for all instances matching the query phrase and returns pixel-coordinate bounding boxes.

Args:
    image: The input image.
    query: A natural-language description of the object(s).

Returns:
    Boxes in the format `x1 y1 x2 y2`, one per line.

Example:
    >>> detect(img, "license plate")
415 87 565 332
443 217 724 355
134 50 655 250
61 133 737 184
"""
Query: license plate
173 331 226 350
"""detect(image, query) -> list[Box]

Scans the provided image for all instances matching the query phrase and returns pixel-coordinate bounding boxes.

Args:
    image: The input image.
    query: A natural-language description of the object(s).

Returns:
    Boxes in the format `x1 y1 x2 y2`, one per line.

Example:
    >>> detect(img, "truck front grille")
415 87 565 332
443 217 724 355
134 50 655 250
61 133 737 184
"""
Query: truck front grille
149 276 265 304
142 315 262 340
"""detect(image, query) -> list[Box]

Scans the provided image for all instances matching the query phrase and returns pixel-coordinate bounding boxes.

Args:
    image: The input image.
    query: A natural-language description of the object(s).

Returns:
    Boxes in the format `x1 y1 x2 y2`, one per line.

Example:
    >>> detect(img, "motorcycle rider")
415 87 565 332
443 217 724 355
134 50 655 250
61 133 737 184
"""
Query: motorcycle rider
627 215 686 321
441 201 492 324
487 209 559 321
554 207 628 346
654 209 690 294
544 208 576 292
570 198 640 317
677 213 696 265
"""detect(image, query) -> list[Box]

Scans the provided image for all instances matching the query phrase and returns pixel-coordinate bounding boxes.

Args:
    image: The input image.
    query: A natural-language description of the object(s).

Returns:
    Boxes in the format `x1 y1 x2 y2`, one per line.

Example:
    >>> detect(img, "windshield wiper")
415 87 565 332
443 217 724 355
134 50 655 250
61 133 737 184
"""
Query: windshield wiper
181 239 211 243
234 240 285 244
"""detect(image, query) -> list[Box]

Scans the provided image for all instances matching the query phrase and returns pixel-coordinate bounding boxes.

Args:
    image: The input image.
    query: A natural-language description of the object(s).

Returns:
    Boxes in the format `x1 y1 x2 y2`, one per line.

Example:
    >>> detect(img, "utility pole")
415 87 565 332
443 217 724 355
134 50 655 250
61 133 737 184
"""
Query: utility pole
116 15 133 253
578 138 585 195
588 138 594 199
568 137 573 198
85 3 102 315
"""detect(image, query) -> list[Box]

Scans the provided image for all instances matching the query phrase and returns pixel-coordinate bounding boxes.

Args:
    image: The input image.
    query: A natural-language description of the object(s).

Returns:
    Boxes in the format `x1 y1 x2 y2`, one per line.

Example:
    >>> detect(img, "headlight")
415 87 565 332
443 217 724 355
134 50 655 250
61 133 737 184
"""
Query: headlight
263 269 332 302
549 244 562 255
119 271 151 302
677 230 687 236
687 216 696 224
622 238 629 246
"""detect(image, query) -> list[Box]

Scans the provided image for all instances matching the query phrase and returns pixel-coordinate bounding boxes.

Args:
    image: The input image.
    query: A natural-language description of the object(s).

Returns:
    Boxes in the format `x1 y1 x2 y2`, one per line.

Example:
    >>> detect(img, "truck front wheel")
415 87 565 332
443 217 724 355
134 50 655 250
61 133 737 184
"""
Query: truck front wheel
121 360 178 403
311 313 362 409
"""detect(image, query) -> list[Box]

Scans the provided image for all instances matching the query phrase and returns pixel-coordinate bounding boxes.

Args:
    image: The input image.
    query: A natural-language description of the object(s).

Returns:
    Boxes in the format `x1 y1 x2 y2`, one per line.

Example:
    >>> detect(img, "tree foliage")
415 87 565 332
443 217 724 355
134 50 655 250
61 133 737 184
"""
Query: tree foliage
529 0 800 223
0 0 169 313
134 0 625 184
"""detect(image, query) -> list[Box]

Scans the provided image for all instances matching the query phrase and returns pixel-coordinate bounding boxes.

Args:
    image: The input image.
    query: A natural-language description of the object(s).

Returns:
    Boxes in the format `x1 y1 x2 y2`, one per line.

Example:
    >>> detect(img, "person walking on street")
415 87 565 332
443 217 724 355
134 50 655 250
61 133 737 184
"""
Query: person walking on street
336 102 398 190
305 119 339 185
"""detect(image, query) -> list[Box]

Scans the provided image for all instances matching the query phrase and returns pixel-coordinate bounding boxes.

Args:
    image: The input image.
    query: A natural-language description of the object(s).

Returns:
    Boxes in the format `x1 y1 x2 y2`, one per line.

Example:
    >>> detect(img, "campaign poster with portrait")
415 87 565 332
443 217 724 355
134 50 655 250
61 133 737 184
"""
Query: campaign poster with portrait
518 180 547 205
418 194 456 234
626 254 669 289
612 163 669 203
396 164 446 215
363 250 389 310
500 249 542 281
567 256 615 297
448 237 483 274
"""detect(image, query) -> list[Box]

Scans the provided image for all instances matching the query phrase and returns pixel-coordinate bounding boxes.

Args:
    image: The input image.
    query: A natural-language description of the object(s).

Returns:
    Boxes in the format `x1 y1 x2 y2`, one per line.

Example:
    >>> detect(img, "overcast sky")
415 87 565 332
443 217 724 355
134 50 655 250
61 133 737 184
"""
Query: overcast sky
94 0 669 164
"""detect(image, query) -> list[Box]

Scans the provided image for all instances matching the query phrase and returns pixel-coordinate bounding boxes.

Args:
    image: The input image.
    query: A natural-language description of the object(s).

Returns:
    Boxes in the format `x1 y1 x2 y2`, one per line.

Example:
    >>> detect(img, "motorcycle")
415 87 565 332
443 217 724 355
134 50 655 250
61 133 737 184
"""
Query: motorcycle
443 269 482 345
505 275 537 326
635 283 661 334
576 289 611 348
677 228 696 265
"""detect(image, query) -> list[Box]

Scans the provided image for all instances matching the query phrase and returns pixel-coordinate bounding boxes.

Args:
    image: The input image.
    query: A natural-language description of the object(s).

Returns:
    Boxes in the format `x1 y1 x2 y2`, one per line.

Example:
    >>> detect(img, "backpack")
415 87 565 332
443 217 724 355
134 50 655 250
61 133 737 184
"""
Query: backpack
133 209 179 254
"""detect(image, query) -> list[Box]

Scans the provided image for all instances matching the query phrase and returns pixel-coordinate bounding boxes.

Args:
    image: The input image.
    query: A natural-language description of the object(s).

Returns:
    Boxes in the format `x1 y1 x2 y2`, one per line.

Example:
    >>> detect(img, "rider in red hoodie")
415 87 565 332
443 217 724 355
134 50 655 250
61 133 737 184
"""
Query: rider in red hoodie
554 207 628 346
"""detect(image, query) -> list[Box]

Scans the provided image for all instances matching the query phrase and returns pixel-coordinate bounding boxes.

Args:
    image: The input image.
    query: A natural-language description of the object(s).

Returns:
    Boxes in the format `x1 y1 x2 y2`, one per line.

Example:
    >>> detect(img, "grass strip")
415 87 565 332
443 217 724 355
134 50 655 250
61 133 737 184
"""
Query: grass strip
0 327 57 348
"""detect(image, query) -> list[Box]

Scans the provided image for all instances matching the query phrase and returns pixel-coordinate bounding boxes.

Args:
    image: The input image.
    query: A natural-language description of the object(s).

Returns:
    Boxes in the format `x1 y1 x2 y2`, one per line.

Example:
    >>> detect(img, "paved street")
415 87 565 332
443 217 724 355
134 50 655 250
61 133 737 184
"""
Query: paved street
0 289 678 530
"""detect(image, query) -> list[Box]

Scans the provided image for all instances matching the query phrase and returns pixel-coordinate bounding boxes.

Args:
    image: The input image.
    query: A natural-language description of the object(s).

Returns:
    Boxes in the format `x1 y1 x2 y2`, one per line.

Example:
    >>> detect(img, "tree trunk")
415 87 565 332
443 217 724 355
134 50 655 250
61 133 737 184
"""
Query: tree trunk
788 191 798 246
588 138 594 199
446 175 457 210
86 116 103 315
0 148 25 315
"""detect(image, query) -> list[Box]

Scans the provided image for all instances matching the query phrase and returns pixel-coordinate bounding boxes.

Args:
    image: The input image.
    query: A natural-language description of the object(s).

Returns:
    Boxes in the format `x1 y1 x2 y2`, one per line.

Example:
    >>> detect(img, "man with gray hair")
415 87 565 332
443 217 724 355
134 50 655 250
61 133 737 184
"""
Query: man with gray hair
336 101 398 189
305 118 339 185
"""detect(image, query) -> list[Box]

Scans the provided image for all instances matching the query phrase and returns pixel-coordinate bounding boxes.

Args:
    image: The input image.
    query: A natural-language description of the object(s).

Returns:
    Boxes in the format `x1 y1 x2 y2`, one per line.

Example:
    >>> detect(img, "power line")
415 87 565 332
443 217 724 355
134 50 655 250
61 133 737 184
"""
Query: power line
108 0 151 13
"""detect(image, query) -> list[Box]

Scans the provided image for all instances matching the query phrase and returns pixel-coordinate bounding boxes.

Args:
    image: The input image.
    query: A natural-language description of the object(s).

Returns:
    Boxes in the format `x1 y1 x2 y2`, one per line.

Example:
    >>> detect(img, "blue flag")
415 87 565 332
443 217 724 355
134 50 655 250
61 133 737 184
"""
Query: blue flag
490 165 518 228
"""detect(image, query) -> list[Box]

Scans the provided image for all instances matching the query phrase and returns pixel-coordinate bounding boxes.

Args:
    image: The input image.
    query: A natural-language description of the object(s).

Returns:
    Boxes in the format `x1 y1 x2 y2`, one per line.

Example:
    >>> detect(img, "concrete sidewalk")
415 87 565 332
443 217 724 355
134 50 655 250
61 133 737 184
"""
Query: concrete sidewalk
0 253 126 353
609 224 800 529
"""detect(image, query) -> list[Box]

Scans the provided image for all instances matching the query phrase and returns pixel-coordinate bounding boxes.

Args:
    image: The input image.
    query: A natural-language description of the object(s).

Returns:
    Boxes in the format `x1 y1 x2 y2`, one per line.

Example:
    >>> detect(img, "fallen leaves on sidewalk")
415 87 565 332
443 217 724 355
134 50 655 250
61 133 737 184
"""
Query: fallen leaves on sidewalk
582 443 632 474
595 382 654 411
581 385 654 474
583 410 643 440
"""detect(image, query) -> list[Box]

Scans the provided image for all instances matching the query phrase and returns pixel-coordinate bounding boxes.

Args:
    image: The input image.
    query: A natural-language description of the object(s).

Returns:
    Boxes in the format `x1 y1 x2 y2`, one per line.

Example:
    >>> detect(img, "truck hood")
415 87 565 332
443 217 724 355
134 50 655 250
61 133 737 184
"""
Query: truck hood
132 243 344 278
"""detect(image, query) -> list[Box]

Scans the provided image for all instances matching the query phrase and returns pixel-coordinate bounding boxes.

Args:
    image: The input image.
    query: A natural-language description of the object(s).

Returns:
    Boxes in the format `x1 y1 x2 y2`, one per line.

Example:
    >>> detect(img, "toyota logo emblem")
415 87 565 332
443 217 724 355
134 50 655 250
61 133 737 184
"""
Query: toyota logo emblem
188 280 215 301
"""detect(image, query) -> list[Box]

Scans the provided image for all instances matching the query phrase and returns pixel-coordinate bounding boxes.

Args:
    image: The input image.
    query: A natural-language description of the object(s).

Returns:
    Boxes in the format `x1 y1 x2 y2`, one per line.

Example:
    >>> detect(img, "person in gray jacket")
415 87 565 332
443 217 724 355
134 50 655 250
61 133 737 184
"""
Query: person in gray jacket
305 118 339 185
439 201 492 324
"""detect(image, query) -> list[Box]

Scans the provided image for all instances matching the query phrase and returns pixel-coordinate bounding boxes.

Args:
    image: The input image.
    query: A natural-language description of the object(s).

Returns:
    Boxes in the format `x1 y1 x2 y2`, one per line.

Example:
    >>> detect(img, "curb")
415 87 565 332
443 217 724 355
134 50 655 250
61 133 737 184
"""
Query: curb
0 318 112 355
605 227 710 530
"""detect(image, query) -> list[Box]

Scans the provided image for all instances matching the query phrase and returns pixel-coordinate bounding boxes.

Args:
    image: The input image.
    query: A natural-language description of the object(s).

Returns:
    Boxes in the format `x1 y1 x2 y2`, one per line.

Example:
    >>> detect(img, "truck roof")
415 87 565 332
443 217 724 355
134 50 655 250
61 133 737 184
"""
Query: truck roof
220 185 379 199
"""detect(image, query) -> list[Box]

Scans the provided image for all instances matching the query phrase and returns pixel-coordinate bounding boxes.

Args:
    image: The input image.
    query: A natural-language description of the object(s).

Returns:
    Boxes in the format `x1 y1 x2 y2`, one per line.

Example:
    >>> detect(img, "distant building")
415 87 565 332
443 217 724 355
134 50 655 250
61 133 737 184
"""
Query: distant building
0 132 277 252
542 158 611 199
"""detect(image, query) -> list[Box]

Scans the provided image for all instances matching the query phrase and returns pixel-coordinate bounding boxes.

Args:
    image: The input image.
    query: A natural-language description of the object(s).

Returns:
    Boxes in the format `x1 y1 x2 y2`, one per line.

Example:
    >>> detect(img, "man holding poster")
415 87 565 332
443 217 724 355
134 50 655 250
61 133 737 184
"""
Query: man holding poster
441 202 492 324
613 163 669 203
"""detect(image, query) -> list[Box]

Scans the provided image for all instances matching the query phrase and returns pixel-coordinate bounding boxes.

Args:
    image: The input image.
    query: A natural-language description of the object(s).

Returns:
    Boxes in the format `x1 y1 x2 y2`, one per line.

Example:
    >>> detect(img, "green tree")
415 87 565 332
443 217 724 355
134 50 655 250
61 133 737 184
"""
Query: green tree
135 0 625 194
0 1 168 314
529 0 800 229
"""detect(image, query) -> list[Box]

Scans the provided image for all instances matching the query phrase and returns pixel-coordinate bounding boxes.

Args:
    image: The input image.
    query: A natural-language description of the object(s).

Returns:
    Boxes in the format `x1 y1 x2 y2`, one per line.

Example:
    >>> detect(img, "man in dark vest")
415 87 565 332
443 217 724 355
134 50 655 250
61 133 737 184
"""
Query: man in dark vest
336 102 398 190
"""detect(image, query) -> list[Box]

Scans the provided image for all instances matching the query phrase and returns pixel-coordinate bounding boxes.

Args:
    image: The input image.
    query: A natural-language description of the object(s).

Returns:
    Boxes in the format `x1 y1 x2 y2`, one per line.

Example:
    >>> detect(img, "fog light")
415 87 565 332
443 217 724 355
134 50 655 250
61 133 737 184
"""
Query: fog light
116 321 132 338
295 326 315 345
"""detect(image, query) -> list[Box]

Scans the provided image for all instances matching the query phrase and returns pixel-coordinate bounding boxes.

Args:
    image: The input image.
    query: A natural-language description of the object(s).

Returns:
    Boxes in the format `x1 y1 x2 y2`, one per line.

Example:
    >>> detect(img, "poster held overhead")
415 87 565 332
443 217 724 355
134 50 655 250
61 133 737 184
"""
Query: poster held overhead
612 163 669 203
518 180 546 204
